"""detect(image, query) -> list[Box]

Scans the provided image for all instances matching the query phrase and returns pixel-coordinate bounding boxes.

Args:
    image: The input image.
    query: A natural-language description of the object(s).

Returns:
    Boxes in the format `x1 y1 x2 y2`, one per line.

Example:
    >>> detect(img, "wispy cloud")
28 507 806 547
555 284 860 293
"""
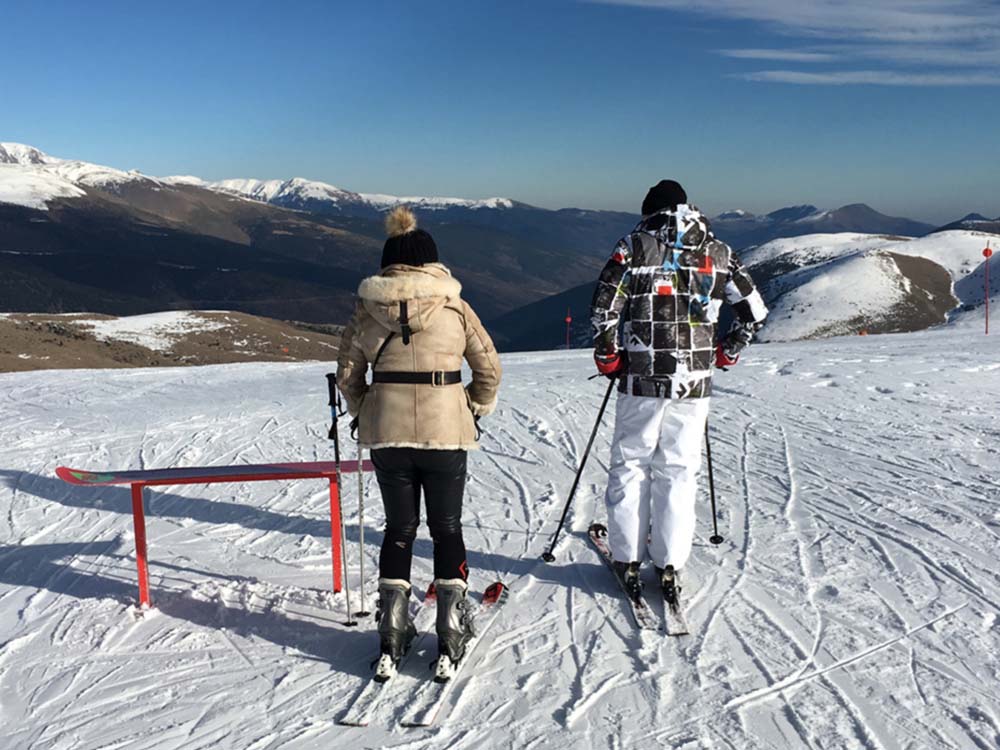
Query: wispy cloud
595 1 1000 86
739 70 1000 86
719 48 837 63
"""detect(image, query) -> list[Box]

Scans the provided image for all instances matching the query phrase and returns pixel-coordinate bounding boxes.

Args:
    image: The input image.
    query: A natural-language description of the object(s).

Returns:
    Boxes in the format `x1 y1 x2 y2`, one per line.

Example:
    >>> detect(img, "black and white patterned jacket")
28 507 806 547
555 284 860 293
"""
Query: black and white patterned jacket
590 205 768 399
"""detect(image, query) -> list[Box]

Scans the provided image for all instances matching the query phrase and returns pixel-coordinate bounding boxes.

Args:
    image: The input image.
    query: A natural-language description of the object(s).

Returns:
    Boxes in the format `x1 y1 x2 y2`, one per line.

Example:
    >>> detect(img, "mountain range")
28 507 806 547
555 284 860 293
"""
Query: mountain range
490 229 997 350
1 142 996 350
0 143 608 323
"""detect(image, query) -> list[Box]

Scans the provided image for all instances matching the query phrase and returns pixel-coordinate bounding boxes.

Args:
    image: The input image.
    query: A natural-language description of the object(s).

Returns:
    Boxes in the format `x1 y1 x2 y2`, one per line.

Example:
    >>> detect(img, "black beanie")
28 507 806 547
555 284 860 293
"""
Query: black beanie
380 206 439 268
641 180 687 216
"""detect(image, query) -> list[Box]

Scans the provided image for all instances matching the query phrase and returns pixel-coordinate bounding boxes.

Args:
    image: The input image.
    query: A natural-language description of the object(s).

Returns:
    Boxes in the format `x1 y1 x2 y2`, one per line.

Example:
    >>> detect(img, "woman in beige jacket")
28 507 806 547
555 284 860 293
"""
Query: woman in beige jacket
336 206 501 681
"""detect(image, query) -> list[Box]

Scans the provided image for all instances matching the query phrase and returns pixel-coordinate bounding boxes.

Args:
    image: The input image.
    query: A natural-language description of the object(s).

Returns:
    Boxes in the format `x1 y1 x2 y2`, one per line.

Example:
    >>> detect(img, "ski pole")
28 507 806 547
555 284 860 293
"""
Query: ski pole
355 440 370 617
542 376 617 562
705 419 724 545
326 373 357 626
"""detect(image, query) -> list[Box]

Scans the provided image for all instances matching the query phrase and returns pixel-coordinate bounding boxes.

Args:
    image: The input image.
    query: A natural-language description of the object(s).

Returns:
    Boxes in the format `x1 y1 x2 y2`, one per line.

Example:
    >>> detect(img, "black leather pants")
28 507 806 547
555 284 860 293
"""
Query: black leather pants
371 448 468 582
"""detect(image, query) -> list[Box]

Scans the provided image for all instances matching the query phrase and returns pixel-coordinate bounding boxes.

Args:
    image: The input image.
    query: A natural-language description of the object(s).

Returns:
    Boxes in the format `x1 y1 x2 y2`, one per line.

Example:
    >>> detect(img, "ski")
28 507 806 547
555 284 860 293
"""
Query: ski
588 523 660 631
658 566 690 636
400 581 509 727
337 583 438 727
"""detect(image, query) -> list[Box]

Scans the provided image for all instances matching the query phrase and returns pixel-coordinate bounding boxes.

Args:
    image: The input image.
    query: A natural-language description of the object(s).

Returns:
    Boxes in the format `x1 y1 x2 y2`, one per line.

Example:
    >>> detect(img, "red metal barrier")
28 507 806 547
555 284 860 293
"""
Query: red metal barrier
56 460 373 608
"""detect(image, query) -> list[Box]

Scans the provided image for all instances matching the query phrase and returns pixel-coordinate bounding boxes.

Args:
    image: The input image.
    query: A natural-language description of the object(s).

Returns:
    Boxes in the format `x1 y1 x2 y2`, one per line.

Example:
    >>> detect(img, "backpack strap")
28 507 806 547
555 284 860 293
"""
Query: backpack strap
399 301 413 345
371 331 395 371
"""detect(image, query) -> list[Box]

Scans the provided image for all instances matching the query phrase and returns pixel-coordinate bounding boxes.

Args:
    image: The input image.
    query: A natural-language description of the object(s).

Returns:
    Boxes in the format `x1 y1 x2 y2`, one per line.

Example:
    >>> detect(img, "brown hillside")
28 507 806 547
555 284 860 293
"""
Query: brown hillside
0 311 341 373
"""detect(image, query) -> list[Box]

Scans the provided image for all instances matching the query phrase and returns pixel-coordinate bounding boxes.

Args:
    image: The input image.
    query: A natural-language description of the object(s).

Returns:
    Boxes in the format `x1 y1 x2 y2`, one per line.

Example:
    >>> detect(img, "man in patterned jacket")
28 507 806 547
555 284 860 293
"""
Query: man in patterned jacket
590 179 768 601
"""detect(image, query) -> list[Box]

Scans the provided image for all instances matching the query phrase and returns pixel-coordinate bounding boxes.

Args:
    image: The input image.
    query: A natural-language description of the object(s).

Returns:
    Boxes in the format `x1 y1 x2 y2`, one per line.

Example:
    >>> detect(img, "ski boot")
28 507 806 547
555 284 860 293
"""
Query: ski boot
613 561 643 602
656 565 682 610
373 578 416 682
433 578 475 683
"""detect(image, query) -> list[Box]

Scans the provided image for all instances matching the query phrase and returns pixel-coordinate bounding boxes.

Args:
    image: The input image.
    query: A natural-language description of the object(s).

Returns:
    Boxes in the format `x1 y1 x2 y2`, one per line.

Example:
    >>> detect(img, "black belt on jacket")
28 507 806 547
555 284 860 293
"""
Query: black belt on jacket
371 370 462 386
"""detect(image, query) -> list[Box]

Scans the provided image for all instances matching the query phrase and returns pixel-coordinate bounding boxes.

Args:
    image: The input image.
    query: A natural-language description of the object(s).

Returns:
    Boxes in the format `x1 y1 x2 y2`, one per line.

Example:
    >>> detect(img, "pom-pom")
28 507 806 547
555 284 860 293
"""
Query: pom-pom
385 206 417 237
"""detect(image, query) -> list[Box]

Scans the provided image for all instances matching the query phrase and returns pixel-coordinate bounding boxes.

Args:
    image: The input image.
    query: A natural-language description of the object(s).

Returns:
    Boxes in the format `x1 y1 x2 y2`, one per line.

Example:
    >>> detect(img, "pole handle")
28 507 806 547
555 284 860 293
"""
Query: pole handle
326 372 338 406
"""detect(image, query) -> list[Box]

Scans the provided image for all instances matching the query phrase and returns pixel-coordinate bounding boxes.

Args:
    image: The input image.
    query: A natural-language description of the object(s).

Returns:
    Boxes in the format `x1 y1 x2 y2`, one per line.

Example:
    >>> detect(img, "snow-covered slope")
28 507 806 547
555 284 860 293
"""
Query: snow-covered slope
742 233 894 270
745 230 993 341
756 251 929 340
0 164 85 210
0 142 161 208
1 330 998 749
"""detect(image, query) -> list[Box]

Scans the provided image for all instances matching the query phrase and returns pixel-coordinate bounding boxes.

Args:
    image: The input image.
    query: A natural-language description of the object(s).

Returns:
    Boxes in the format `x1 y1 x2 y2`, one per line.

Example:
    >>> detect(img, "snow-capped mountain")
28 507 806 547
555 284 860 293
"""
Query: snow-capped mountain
0 142 163 203
0 143 56 165
207 177 366 210
0 143 515 215
205 175 515 216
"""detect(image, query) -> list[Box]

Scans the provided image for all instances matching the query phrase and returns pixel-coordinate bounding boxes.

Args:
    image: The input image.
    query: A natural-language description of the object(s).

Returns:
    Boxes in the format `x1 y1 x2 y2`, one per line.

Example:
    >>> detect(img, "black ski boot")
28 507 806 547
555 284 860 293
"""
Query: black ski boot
656 565 682 610
613 561 643 602
373 578 416 682
433 578 474 682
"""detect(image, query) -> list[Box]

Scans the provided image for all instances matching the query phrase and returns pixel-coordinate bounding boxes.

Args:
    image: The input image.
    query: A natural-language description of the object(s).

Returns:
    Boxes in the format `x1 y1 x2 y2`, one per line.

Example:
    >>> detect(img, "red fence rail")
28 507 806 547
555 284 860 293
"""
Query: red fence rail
56 460 373 608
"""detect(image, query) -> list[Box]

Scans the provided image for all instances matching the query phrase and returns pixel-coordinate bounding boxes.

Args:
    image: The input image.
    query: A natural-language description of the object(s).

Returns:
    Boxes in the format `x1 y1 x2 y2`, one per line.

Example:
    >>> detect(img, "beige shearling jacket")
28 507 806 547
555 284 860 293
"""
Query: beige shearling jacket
336 263 501 451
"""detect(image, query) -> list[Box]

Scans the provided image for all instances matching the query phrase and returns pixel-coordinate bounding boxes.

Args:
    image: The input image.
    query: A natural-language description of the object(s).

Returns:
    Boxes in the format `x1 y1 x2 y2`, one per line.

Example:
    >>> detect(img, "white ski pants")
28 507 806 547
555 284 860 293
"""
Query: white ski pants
604 393 710 570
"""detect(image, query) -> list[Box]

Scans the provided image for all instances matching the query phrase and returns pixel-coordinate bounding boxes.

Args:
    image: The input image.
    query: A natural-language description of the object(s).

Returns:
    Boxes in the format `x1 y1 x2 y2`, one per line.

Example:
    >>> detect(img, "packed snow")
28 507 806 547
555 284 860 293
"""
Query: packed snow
74 312 229 351
1 327 998 749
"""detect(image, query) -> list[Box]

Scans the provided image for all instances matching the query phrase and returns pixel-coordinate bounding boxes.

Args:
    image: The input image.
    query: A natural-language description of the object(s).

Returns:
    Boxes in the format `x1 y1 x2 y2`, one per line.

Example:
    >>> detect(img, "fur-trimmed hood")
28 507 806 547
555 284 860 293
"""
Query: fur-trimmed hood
358 263 461 303
358 263 462 334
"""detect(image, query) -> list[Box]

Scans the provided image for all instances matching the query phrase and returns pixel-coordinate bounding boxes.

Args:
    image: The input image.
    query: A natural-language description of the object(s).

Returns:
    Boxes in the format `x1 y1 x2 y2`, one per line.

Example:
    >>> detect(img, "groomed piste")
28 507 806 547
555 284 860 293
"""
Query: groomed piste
1 326 998 748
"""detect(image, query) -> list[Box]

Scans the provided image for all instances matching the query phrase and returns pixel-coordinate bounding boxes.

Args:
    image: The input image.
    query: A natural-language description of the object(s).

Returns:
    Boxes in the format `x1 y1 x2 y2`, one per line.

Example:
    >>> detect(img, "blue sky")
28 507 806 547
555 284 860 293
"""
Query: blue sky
3 0 998 222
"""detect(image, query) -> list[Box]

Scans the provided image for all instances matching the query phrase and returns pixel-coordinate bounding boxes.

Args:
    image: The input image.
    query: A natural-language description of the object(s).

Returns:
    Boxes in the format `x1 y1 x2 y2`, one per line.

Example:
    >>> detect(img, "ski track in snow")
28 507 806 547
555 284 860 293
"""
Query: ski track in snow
1 328 999 749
